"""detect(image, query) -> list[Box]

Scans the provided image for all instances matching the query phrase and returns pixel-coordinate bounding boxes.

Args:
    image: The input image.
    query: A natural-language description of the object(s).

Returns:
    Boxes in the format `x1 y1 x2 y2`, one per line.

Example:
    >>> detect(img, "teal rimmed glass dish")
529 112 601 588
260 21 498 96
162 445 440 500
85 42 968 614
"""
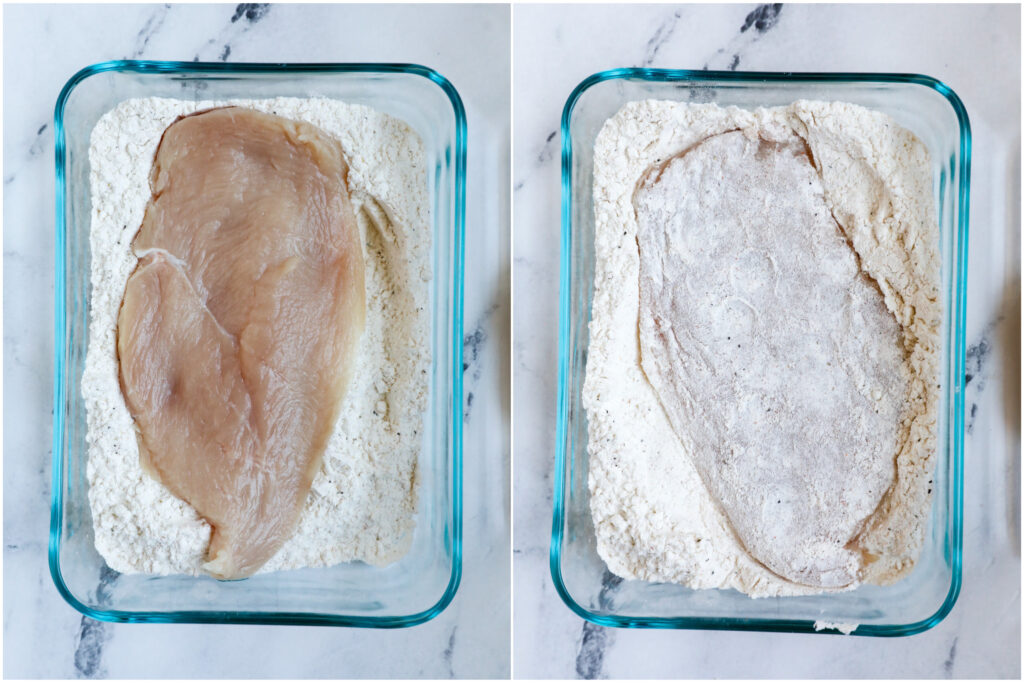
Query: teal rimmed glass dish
552 69 969 636
51 61 465 627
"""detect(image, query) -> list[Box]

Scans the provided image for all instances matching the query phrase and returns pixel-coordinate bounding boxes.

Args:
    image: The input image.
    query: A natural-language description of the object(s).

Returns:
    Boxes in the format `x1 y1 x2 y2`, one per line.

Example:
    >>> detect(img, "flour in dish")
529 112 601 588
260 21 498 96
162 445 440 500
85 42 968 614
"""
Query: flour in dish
83 97 431 576
585 100 940 597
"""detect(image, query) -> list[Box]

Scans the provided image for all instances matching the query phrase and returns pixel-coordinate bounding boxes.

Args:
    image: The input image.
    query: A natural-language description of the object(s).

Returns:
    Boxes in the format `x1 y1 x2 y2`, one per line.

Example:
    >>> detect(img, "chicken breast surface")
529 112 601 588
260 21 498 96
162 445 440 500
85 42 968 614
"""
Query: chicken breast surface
633 131 906 588
117 106 365 580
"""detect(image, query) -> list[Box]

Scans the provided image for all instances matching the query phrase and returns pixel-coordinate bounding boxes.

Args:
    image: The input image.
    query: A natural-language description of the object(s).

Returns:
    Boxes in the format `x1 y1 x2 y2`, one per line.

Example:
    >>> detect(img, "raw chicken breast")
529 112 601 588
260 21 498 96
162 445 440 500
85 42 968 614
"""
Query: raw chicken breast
633 131 906 588
117 107 365 580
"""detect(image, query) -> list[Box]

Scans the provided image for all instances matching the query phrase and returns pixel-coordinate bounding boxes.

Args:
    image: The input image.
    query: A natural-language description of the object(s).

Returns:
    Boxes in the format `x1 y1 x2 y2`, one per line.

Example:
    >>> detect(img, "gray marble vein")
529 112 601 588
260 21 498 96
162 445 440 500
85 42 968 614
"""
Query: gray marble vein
126 4 170 59
572 571 621 680
231 3 271 25
701 2 785 71
740 3 783 34
965 316 1001 434
639 9 683 68
72 567 118 679
443 625 457 678
463 303 498 423
943 636 959 678
73 617 108 679
513 129 558 192
191 3 273 63
574 621 608 680
4 121 51 186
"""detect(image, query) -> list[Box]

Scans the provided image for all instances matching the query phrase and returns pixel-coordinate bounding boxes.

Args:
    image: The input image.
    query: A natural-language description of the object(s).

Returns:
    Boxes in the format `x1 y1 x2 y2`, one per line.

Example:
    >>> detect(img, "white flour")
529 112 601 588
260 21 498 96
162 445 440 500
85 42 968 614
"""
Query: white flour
586 100 940 597
83 97 431 576
814 621 859 635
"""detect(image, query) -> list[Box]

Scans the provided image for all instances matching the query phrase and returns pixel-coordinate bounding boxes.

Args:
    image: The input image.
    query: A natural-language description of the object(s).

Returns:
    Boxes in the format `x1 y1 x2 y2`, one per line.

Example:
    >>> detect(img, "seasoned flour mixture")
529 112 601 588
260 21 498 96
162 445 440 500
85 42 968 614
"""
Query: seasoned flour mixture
84 97 431 575
585 100 940 597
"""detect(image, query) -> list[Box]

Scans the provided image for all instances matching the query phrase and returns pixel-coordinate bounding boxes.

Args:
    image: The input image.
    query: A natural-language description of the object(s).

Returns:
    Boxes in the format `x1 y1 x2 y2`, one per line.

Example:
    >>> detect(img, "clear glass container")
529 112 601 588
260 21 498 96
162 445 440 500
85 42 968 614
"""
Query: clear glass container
552 69 970 636
51 61 466 627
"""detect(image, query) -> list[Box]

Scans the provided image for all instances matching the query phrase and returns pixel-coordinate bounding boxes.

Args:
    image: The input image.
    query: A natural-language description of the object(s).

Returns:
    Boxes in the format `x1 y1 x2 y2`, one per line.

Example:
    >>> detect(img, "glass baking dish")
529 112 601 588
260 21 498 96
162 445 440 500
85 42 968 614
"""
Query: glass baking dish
51 61 465 627
552 69 970 636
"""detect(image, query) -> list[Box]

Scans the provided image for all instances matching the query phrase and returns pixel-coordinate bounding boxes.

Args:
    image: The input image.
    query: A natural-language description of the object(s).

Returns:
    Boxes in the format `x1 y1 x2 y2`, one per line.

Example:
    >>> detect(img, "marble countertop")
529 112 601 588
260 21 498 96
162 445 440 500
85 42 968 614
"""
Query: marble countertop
3 4 510 679
513 3 1020 679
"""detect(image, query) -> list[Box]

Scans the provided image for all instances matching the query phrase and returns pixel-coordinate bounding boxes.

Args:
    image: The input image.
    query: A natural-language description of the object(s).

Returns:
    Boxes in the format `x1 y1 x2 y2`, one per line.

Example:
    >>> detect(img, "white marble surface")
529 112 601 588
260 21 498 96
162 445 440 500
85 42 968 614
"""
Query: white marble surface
513 3 1020 679
3 3 510 678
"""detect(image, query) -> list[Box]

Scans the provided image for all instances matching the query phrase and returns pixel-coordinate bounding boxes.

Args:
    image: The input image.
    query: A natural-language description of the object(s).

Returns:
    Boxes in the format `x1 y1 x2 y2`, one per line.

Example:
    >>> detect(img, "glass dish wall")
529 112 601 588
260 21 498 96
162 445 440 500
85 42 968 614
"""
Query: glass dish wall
552 69 969 636
51 61 465 627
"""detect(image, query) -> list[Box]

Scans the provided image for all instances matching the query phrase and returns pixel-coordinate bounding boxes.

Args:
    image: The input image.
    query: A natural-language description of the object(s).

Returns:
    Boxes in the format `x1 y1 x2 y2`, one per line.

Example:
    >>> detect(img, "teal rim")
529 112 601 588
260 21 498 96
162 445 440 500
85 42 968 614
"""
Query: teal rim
50 60 466 627
550 68 970 636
